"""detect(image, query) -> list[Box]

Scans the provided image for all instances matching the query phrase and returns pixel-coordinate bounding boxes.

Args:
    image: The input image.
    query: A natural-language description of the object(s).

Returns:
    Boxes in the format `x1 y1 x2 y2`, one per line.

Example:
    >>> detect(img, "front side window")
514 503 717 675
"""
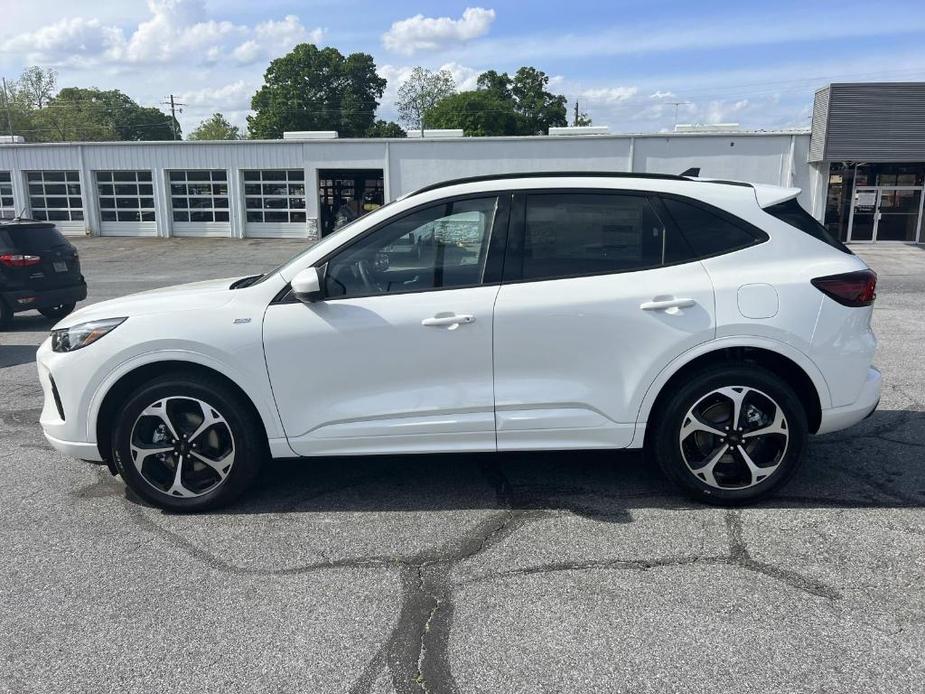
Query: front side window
27 170 83 222
514 193 676 281
324 196 498 299
660 196 761 257
96 170 155 222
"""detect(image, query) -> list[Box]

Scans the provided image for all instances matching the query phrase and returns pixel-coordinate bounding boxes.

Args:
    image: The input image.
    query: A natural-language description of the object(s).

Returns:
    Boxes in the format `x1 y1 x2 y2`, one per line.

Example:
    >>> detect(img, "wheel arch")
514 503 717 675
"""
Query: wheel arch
94 359 273 462
638 339 828 439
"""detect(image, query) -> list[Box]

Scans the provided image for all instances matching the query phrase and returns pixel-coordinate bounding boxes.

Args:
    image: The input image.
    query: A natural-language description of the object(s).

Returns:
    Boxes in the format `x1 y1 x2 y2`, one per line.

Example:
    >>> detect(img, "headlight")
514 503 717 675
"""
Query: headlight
51 318 126 352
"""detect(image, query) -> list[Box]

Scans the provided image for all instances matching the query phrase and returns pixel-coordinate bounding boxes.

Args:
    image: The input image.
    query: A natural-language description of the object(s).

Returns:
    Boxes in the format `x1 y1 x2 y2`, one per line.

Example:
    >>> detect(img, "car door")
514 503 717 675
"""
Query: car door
263 193 509 456
492 189 716 451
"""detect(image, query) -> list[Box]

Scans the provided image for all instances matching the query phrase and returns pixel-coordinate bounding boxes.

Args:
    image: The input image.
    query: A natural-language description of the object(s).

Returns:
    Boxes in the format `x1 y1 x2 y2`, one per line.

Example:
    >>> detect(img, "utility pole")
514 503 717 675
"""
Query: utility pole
162 94 185 140
573 100 579 127
1 78 14 138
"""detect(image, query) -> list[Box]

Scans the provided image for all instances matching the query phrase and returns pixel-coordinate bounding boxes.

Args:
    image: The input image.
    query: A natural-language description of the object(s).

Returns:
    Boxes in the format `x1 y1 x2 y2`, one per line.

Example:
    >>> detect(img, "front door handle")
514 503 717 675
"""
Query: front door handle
422 314 475 328
640 297 696 311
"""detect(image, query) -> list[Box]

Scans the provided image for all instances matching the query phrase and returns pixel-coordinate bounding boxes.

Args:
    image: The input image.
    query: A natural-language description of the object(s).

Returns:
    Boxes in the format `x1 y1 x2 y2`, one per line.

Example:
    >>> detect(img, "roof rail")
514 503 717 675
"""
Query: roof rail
406 171 693 197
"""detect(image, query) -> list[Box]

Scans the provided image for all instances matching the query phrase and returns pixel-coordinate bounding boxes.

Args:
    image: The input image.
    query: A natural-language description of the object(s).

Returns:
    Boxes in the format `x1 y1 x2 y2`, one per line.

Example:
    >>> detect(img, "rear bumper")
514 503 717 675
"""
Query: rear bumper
816 367 881 435
2 281 87 313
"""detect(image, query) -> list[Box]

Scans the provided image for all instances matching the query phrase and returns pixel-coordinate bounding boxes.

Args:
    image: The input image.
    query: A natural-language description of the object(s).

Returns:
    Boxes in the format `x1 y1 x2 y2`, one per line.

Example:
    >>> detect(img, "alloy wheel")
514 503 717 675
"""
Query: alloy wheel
129 396 235 498
678 385 789 490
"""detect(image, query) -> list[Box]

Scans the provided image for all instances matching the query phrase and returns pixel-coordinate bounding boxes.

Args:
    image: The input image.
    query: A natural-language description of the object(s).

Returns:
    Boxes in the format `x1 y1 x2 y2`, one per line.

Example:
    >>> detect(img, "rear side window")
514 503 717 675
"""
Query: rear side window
514 193 685 281
660 196 762 257
764 198 852 254
0 224 68 252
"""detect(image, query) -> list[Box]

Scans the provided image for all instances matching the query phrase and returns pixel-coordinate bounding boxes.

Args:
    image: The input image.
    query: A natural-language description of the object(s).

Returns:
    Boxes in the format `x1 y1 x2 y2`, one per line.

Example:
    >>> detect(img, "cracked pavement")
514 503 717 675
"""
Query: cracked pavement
1 239 923 693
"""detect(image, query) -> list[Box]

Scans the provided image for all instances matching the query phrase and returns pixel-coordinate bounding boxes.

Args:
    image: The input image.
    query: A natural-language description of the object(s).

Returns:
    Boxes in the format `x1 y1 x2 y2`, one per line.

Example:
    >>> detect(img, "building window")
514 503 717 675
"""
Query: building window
0 171 13 219
96 170 155 222
27 171 84 222
169 170 229 222
243 169 305 223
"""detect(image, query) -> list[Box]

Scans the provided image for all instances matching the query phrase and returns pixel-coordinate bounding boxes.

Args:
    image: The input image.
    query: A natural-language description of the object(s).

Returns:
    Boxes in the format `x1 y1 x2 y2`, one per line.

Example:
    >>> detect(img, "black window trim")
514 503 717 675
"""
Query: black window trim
272 190 513 304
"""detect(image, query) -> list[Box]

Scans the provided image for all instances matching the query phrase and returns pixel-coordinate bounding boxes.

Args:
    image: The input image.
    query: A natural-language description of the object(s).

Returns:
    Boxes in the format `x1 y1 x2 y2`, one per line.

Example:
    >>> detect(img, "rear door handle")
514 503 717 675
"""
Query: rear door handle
422 314 475 327
640 297 696 311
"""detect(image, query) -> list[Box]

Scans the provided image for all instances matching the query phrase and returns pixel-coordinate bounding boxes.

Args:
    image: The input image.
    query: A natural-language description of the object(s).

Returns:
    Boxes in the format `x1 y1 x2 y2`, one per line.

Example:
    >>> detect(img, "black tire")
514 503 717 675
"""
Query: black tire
0 300 11 330
650 365 807 505
111 372 265 512
39 302 76 321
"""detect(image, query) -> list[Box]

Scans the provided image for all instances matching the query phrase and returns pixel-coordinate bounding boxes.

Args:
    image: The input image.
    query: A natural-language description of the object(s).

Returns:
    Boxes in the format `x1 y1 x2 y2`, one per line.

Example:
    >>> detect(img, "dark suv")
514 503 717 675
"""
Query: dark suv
0 220 86 329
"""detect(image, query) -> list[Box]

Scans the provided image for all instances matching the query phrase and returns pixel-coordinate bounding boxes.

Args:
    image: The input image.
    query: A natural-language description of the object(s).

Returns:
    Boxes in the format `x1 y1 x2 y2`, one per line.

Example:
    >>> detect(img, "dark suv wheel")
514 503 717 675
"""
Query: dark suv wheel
651 365 808 504
111 373 265 512
39 302 76 321
0 300 11 330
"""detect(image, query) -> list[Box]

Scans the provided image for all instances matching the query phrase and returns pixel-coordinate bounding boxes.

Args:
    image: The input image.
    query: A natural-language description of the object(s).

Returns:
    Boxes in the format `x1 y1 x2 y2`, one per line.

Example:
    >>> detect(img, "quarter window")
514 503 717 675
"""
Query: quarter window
0 171 13 219
96 171 155 222
242 169 306 223
660 196 760 257
324 196 498 299
27 170 84 222
169 170 229 223
514 193 672 281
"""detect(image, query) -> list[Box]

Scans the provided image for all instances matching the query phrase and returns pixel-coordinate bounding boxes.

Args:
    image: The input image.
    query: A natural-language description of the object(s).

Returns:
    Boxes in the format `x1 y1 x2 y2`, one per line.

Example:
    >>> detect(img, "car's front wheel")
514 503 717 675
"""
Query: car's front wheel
651 365 808 504
111 373 265 512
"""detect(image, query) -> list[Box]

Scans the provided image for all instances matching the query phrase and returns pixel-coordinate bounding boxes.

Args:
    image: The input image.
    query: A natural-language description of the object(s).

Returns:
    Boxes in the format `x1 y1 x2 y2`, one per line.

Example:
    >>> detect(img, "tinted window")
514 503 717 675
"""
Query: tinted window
764 198 852 254
0 224 68 252
660 196 760 257
324 196 497 299
516 193 678 281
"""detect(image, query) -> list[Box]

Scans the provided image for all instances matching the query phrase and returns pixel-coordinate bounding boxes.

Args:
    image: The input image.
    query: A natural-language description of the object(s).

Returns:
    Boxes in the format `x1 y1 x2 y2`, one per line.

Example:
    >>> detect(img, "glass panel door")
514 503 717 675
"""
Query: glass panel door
849 187 877 241
875 187 922 242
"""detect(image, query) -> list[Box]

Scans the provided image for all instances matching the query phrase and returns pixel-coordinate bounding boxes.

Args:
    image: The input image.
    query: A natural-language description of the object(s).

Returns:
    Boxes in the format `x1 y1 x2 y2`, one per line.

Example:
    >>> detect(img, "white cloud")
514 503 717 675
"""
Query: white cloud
178 79 255 109
0 0 323 67
581 86 639 104
382 7 495 55
649 90 676 100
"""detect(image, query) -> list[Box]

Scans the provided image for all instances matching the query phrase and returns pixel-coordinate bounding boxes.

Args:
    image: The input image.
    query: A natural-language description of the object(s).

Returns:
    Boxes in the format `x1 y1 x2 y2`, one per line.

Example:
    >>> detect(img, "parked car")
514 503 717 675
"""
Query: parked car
1 220 86 329
36 173 880 511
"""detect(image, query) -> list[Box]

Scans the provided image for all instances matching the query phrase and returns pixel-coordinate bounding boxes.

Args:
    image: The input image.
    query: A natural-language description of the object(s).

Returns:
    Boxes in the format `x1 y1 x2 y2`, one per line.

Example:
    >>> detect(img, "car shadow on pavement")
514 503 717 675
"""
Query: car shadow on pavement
2 313 56 333
0 344 39 368
184 407 925 519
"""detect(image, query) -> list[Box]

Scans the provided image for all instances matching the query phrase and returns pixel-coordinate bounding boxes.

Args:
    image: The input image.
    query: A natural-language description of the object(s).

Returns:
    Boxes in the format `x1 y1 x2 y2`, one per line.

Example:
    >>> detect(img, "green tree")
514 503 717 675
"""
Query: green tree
510 67 568 134
15 66 57 109
189 113 242 140
365 120 406 137
474 66 568 135
425 91 518 136
32 88 177 142
396 67 456 133
248 43 386 139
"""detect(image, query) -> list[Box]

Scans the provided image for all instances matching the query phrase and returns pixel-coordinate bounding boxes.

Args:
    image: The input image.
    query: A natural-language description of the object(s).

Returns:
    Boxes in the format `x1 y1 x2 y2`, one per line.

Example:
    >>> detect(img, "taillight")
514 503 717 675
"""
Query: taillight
0 253 42 268
811 269 877 307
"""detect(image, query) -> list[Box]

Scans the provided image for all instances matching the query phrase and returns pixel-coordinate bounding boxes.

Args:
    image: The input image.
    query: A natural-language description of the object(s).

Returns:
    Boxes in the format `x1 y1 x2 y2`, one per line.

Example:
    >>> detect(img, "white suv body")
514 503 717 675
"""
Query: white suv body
36 174 880 510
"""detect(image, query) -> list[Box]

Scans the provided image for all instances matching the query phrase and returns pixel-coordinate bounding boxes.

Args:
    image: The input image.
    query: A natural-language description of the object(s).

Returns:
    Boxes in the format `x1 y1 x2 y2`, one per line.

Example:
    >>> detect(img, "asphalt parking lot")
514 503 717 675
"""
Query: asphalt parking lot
1 238 923 693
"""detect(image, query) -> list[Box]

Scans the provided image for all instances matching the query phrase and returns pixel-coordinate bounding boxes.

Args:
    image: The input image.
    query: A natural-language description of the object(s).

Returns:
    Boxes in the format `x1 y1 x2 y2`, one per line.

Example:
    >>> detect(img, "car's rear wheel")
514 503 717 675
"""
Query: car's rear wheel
651 366 807 504
0 300 11 329
39 302 76 321
111 373 265 512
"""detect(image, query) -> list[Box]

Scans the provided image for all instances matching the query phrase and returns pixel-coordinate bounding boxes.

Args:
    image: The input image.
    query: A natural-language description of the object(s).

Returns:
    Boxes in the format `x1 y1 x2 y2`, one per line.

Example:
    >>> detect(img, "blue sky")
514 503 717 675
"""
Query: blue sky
1 0 924 136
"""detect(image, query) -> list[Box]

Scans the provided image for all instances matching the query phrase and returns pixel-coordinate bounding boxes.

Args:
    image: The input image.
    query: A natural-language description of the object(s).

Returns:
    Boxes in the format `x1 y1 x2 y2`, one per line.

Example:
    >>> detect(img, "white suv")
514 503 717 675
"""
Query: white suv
36 173 880 510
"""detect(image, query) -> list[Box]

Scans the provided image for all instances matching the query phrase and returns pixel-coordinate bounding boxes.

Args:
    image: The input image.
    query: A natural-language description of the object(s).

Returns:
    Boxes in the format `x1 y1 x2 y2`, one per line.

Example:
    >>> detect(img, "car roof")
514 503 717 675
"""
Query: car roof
0 219 56 230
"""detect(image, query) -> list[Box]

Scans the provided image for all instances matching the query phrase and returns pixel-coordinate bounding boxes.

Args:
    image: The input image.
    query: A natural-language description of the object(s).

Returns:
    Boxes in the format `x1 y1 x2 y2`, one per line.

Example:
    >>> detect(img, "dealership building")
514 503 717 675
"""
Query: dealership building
1 82 923 244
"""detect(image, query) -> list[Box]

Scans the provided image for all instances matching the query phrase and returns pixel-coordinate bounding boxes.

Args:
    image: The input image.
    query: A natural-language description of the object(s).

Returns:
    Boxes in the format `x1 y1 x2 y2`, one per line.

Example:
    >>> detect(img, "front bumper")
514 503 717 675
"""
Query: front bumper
816 367 881 435
36 338 104 462
2 281 87 313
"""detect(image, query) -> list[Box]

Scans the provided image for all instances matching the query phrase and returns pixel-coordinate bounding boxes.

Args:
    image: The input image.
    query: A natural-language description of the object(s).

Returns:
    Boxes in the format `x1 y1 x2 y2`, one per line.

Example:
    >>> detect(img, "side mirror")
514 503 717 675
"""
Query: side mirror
291 267 323 303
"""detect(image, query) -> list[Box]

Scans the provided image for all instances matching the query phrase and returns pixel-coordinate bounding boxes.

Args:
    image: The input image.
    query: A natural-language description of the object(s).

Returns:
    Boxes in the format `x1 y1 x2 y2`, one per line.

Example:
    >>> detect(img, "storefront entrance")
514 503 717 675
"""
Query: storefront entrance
847 185 924 243
317 169 384 237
